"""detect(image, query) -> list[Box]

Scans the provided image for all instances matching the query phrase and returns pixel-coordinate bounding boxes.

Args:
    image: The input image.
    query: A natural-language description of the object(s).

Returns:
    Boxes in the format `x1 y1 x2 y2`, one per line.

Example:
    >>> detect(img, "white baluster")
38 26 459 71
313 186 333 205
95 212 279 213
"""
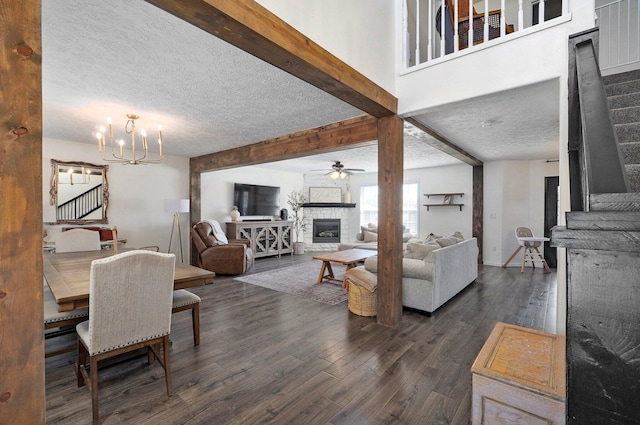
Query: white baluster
454 0 459 52
501 0 506 37
440 0 446 57
518 0 524 31
539 0 545 24
484 0 489 43
468 0 473 49
416 0 422 64
427 0 433 61
562 0 569 16
403 0 410 67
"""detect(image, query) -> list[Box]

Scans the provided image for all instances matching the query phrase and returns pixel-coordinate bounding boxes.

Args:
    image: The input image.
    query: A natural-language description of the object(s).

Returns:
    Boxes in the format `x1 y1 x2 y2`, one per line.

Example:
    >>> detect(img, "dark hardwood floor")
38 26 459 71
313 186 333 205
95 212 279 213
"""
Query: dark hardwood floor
45 254 557 424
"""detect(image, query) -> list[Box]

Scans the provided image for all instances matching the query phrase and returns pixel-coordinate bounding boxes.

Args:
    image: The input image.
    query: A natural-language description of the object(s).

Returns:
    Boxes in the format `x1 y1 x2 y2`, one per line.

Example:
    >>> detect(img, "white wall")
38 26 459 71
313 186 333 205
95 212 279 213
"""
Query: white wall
348 163 474 241
483 160 559 267
256 0 396 93
199 166 304 223
43 139 190 259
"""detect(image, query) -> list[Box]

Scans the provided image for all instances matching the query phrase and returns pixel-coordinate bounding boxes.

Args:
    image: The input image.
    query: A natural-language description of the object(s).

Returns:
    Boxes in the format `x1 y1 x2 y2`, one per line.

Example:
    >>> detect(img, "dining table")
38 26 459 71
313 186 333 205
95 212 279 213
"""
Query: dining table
44 249 215 312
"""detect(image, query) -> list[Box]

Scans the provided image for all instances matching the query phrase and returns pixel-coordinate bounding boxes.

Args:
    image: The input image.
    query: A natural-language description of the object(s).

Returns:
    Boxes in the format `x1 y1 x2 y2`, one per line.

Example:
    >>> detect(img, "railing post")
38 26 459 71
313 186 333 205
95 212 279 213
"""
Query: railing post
539 0 545 25
484 0 489 43
454 0 459 52
427 0 432 61
518 0 524 31
403 0 409 67
468 0 473 48
440 0 446 57
416 0 422 64
500 0 506 37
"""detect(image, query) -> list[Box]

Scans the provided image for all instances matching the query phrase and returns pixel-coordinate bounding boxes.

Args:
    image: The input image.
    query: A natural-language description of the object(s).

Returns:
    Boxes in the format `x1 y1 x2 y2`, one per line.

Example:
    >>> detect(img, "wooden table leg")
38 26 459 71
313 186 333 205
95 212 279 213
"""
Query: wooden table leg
317 261 336 284
317 261 328 283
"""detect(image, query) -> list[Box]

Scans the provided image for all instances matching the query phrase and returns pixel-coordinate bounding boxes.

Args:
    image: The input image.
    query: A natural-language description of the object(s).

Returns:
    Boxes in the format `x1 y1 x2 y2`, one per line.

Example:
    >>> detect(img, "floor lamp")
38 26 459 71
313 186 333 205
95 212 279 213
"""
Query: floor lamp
165 198 189 263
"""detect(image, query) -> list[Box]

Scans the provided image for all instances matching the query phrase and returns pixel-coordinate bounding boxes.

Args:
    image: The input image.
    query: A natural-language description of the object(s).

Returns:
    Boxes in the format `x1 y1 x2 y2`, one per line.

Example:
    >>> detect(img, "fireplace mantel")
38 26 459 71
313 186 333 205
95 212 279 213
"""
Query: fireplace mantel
302 203 356 208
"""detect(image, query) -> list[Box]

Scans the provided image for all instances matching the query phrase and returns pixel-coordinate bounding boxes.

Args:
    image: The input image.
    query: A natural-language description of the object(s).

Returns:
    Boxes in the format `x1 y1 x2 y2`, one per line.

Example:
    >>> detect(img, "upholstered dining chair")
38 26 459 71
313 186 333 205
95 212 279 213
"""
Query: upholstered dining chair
56 228 101 253
138 245 201 346
76 250 176 425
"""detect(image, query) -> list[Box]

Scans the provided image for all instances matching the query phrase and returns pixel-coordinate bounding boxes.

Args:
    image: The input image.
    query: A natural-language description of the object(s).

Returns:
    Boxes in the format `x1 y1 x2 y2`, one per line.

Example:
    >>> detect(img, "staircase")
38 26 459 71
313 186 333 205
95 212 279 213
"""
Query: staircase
604 68 640 192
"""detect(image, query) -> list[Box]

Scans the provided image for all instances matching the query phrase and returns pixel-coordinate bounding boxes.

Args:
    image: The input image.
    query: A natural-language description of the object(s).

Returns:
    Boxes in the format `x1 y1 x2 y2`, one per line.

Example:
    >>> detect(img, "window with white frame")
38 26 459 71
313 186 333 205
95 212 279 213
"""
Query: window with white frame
359 183 419 235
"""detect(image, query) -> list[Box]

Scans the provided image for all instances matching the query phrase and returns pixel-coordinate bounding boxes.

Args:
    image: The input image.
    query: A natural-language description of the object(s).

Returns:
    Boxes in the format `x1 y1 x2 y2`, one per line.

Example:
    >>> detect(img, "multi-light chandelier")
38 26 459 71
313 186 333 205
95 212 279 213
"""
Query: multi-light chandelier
95 114 163 165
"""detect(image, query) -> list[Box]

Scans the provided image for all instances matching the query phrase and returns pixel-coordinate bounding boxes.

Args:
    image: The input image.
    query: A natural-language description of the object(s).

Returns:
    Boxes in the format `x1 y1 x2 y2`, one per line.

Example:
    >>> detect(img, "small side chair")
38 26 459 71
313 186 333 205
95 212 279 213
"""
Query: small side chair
76 250 176 425
503 227 551 273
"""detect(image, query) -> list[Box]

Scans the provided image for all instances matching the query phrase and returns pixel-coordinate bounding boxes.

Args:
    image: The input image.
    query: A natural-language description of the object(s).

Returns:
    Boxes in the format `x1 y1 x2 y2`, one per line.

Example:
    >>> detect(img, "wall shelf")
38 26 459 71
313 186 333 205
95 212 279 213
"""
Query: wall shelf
423 193 464 211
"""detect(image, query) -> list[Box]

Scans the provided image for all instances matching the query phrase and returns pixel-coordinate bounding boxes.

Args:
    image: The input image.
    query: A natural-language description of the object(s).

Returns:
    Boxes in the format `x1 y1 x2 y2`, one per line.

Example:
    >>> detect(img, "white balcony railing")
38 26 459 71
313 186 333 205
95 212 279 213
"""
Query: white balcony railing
596 0 640 72
402 0 570 70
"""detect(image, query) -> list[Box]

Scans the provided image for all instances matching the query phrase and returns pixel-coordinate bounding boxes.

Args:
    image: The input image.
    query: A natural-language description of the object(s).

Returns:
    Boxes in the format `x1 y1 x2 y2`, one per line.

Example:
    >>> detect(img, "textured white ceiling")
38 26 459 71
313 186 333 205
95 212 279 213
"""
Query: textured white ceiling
41 0 559 174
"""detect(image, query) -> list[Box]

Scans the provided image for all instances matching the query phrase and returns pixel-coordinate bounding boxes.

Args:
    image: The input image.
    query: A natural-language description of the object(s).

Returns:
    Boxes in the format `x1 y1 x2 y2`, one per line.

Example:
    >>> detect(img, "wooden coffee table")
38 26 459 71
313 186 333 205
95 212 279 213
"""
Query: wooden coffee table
313 249 377 287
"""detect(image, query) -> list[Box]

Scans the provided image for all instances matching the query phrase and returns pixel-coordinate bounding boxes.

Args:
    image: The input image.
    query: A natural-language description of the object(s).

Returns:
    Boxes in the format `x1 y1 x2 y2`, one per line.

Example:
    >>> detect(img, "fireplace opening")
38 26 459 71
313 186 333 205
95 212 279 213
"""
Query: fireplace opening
313 219 341 243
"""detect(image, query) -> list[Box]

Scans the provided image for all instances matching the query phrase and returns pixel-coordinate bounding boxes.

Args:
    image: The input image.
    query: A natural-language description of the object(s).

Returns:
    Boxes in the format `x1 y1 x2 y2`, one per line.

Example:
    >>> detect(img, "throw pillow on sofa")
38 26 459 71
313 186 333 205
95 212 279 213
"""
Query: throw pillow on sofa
363 230 378 243
435 236 459 247
424 233 442 243
404 241 440 261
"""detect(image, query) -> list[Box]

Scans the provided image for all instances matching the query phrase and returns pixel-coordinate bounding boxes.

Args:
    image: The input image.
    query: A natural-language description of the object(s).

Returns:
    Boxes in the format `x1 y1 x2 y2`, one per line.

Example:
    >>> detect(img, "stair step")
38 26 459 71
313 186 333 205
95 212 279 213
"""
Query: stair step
621 142 640 164
609 92 640 109
627 164 640 192
610 105 640 125
605 78 640 97
603 69 640 85
551 226 640 251
590 192 640 211
566 210 640 230
615 122 640 143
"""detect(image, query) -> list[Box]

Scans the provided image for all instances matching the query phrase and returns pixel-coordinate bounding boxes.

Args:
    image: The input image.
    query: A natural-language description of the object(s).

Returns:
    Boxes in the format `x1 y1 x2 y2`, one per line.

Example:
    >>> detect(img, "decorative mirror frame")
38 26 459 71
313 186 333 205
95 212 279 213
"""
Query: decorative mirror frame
49 159 109 224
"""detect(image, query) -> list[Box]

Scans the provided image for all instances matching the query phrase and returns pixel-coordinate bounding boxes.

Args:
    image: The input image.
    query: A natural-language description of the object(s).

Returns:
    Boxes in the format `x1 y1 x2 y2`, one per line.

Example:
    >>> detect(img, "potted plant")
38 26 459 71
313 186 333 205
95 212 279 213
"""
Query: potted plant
287 189 306 254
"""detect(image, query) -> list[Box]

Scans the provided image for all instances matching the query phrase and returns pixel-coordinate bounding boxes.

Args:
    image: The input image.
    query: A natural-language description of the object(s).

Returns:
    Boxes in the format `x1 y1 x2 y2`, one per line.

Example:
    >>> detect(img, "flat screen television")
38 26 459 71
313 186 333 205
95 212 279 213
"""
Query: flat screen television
233 183 280 217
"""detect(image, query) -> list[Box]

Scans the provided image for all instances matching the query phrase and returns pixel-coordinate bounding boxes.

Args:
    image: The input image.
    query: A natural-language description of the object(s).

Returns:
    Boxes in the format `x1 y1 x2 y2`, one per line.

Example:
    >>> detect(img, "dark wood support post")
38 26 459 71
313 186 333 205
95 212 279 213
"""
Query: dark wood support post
376 116 404 328
0 0 45 422
189 166 201 266
472 165 483 263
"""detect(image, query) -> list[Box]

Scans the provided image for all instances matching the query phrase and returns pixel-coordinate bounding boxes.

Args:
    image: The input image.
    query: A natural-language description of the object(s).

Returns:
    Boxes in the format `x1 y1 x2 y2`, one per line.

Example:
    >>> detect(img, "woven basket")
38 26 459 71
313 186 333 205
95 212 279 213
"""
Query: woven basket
347 280 377 316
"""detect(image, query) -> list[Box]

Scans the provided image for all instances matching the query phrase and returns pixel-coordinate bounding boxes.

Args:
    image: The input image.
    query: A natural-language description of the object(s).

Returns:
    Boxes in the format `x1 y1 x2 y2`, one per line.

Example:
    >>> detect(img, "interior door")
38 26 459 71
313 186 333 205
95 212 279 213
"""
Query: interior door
544 176 559 268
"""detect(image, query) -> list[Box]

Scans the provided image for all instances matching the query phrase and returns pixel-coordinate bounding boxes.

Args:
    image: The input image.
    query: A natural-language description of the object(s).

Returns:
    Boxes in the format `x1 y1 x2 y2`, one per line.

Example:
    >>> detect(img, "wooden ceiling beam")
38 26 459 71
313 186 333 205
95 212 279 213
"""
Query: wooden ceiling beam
190 115 378 173
405 117 483 167
144 0 397 118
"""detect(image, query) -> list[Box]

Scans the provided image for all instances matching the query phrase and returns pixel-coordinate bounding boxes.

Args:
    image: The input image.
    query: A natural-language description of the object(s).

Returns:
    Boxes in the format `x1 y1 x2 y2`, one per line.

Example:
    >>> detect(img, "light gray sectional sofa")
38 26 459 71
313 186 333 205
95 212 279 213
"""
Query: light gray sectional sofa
361 237 479 314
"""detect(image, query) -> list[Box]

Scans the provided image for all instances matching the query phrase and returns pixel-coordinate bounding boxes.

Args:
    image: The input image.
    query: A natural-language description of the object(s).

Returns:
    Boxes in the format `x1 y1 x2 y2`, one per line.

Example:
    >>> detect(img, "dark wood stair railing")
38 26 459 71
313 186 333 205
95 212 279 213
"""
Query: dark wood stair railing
552 27 640 424
57 184 103 220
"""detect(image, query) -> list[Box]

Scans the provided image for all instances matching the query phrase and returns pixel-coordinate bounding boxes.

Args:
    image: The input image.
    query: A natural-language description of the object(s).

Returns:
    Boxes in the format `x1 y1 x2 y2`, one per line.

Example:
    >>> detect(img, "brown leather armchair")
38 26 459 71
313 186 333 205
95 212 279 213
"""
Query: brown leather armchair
191 221 254 275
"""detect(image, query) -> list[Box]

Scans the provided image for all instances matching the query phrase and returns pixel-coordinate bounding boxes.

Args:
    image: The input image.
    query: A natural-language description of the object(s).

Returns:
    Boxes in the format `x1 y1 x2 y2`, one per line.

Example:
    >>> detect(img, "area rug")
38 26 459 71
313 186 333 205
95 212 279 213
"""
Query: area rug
233 261 348 305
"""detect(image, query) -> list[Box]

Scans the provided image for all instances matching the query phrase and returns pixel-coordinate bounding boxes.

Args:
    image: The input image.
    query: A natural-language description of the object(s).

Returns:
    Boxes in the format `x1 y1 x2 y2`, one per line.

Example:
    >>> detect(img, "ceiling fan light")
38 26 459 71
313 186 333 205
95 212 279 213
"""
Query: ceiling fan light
330 171 340 179
340 172 346 179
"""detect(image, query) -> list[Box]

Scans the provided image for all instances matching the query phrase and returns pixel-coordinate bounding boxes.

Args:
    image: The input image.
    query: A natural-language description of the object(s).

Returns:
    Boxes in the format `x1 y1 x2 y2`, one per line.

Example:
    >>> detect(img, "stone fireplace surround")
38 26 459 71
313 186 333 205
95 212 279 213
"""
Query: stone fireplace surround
303 207 351 252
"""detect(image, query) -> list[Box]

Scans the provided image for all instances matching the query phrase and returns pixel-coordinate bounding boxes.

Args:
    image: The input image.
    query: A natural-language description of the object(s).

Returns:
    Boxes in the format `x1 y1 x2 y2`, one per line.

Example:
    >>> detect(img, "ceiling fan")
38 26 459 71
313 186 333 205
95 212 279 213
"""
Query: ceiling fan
313 161 366 179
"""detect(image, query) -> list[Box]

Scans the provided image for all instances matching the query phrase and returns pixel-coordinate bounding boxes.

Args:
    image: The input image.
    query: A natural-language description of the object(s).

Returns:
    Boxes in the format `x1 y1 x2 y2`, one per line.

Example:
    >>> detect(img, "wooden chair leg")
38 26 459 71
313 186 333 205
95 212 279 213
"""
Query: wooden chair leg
77 339 87 388
534 247 552 273
192 304 200 346
163 335 172 396
90 356 100 425
521 247 528 273
502 246 522 268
